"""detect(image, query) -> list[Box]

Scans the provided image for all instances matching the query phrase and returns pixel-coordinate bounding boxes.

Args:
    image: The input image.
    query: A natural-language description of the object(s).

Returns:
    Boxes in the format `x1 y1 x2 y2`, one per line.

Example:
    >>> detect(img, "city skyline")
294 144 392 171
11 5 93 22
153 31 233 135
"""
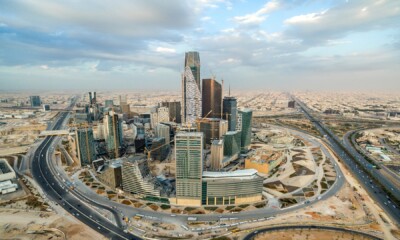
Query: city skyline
0 0 399 91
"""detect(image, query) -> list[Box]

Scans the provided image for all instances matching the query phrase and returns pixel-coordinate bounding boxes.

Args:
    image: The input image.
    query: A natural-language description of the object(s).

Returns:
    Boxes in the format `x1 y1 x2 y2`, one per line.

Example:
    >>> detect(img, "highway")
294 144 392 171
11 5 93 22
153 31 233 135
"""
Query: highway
30 103 140 239
292 96 400 224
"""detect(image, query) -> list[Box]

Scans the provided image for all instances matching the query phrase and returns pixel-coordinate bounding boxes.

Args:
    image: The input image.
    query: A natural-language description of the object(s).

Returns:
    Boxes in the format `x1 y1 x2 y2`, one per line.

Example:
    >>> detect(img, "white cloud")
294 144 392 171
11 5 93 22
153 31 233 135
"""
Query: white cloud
285 11 326 24
201 16 212 21
155 47 176 54
233 0 279 25
40 65 49 70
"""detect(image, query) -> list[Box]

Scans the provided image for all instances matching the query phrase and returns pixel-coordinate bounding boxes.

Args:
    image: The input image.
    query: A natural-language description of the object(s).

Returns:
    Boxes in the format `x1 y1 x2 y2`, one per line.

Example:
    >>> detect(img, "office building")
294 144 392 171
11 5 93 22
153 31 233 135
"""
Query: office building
75 127 96 166
161 101 182 123
201 169 263 205
223 97 237 131
150 137 169 161
182 51 201 125
104 111 123 158
105 100 114 108
175 132 203 206
202 78 222 118
0 159 16 182
223 131 241 160
156 123 170 145
97 159 122 189
122 160 160 197
43 104 50 111
157 107 169 123
29 96 41 107
219 120 228 138
210 140 224 170
88 92 96 105
198 118 221 145
238 109 252 152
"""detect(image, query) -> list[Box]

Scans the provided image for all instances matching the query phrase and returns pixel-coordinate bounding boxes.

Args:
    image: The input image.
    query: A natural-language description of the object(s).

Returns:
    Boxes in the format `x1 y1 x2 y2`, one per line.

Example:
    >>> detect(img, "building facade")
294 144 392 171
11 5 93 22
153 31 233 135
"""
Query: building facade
161 101 182 123
201 169 263 206
202 78 222 118
75 127 96 166
198 118 221 145
156 123 170 145
223 97 237 131
30 96 41 107
104 111 123 158
238 109 252 152
122 160 160 197
210 140 224 170
182 51 201 125
223 131 241 159
175 132 203 206
157 107 170 123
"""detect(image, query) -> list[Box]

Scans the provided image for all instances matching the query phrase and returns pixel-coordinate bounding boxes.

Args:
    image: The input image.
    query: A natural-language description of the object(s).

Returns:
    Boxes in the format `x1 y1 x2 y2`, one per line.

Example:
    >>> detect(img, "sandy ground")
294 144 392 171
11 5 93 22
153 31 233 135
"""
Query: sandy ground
254 229 376 240
0 208 107 240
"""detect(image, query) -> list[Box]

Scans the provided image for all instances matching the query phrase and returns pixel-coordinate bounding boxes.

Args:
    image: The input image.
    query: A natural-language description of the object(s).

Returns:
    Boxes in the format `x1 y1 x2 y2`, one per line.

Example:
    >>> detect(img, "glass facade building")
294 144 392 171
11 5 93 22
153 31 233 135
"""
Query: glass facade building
75 127 96 166
223 97 237 131
29 96 41 107
202 78 222 118
238 109 252 152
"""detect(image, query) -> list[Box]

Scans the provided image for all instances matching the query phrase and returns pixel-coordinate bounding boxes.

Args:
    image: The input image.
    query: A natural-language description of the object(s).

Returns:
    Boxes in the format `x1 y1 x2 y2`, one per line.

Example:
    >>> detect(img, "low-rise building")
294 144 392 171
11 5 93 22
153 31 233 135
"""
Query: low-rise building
0 159 16 182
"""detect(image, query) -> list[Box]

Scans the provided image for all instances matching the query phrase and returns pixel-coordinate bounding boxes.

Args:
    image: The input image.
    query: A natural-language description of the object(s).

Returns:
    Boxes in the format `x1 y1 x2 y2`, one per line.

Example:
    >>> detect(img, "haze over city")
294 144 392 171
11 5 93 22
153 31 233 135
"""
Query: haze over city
1 0 399 91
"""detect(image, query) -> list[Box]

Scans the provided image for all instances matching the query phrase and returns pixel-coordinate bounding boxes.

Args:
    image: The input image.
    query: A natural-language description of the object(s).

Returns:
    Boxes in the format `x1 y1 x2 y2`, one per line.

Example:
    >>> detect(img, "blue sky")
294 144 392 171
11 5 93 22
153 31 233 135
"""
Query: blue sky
0 0 399 91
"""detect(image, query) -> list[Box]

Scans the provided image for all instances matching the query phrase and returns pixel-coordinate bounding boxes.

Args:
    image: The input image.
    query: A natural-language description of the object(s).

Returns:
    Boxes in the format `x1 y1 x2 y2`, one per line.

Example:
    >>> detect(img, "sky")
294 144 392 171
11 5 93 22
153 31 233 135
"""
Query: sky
0 0 399 91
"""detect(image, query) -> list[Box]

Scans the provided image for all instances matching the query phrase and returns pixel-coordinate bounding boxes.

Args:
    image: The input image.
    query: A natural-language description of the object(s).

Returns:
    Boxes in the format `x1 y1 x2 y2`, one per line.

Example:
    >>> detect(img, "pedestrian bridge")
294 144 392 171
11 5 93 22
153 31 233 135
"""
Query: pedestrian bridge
39 130 70 136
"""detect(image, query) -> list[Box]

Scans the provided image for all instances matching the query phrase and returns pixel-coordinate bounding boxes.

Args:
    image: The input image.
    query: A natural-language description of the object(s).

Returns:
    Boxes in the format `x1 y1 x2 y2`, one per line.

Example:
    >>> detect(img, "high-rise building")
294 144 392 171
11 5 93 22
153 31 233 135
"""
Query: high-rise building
210 139 224 170
202 78 222 118
104 111 123 158
157 107 169 123
88 92 96 105
75 127 96 166
122 160 160 197
198 118 221 146
161 101 181 123
175 132 203 206
156 123 170 144
29 96 41 107
119 95 130 115
219 119 228 138
223 97 237 131
223 131 241 159
238 109 252 152
182 52 201 125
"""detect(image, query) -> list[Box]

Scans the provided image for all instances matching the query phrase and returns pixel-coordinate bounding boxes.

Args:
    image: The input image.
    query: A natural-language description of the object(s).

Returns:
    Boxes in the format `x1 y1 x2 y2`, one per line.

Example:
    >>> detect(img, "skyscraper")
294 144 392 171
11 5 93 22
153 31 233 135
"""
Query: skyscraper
104 111 123 158
88 92 96 105
157 107 169 123
198 118 221 145
75 127 96 166
238 109 253 152
182 51 201 125
175 132 203 206
223 97 237 131
161 101 182 123
202 78 222 118
119 95 130 115
29 96 41 107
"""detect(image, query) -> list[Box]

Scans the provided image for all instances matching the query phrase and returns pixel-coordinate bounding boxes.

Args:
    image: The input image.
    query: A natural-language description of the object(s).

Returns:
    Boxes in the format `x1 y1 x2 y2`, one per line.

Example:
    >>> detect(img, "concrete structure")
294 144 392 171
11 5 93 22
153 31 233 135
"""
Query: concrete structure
238 109 252 152
0 159 16 182
30 96 41 107
182 51 201 125
202 78 222 118
122 160 160 197
0 180 18 194
157 107 169 124
104 111 123 158
75 128 96 166
175 132 203 206
161 101 181 123
201 169 263 206
210 140 224 170
223 97 237 131
223 131 241 160
245 149 284 175
97 159 123 189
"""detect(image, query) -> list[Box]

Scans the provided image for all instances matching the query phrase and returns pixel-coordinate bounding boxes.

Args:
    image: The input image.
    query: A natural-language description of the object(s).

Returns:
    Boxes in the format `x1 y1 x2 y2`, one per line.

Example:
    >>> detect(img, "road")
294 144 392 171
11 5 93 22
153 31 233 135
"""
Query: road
30 101 140 239
292 96 400 224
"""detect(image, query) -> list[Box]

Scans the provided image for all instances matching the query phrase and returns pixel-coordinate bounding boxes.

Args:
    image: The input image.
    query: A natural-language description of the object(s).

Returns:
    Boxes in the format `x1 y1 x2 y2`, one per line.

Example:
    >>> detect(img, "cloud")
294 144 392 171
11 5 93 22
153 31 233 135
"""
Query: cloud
233 0 279 26
155 47 176 54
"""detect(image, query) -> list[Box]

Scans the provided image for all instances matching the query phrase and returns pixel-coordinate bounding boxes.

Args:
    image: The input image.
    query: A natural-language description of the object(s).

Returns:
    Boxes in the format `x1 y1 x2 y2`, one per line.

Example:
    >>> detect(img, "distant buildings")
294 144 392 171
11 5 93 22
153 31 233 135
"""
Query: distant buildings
288 100 295 108
105 99 114 108
75 127 96 166
88 92 97 105
182 51 201 125
42 104 50 111
223 97 237 131
29 96 41 107
175 132 203 206
202 78 222 118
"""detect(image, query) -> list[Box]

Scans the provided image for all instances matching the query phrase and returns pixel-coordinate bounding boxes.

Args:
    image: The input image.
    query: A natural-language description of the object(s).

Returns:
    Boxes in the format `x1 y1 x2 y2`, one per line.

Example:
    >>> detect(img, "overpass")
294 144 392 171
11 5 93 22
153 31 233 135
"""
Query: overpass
39 130 70 136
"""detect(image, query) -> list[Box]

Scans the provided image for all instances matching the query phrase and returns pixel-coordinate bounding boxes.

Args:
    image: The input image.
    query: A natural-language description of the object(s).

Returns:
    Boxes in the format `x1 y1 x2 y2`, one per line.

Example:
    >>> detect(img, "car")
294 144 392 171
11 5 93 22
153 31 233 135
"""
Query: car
97 227 101 230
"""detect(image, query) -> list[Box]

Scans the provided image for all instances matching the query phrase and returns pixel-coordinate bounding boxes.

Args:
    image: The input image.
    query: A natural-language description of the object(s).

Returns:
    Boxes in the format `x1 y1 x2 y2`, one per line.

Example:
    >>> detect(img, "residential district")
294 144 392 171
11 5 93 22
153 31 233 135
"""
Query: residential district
1 52 400 240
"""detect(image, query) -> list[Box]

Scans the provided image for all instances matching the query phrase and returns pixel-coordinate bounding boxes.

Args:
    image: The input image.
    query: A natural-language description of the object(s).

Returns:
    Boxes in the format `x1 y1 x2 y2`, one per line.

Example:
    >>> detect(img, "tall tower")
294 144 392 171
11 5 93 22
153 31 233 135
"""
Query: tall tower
104 111 123 158
223 97 237 131
202 78 222 118
238 108 252 152
175 132 203 206
75 127 96 166
182 51 201 125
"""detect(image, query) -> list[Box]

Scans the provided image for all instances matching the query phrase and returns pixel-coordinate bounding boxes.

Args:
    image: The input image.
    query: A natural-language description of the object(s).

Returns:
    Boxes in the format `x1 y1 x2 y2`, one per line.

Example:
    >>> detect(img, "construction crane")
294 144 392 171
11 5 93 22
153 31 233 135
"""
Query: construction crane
144 138 175 161
196 110 213 132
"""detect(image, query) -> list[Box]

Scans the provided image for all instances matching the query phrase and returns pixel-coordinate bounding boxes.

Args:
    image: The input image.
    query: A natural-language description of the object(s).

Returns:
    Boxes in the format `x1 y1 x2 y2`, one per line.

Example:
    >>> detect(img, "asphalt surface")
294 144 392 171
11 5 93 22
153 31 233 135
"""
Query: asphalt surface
243 225 382 240
292 97 400 224
31 109 140 239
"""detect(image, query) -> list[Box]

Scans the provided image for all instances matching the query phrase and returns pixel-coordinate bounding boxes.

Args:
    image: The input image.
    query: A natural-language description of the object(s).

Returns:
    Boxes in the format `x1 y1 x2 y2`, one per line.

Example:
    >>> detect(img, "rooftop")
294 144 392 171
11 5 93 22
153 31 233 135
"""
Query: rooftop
176 132 203 137
202 169 258 178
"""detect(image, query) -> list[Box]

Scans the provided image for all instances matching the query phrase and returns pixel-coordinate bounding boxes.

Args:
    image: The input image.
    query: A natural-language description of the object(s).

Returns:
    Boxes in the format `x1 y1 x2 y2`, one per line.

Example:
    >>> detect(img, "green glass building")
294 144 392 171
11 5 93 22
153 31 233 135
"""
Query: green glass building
238 108 252 152
75 127 96 166
223 131 241 157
